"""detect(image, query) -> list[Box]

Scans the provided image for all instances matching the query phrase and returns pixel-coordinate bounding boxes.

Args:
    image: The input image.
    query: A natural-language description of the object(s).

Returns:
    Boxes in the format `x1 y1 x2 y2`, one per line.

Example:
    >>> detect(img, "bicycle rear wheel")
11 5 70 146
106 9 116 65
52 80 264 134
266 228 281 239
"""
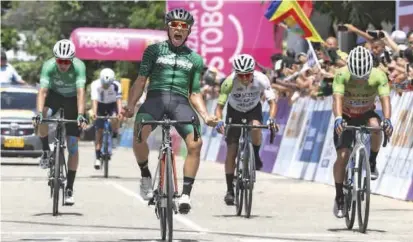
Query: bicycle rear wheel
158 152 167 240
344 157 356 229
166 150 174 241
52 144 61 216
103 133 109 178
244 143 255 218
357 149 370 233
235 151 244 216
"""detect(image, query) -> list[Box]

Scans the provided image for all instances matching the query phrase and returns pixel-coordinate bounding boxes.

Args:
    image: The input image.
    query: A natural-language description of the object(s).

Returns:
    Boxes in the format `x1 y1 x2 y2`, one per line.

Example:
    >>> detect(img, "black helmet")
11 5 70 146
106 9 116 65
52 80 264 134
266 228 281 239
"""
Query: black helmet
165 8 194 26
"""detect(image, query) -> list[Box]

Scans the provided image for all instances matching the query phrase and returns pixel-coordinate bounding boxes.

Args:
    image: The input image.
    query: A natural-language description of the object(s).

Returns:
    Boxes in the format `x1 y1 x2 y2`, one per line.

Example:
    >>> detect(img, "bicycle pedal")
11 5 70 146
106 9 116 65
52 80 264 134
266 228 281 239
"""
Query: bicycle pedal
148 197 155 206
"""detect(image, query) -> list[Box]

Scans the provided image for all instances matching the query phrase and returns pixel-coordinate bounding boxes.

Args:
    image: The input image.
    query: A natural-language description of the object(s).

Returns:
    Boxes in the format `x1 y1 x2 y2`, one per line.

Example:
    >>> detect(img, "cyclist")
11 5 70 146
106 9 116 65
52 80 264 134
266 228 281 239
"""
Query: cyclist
32 39 88 206
90 68 123 169
214 54 278 206
122 8 218 214
332 46 393 218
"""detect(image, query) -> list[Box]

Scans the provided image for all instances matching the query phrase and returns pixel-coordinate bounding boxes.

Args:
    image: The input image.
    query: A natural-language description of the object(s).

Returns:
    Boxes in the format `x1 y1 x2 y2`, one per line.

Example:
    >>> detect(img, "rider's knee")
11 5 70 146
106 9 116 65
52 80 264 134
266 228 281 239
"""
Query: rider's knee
187 138 202 154
335 148 350 163
67 136 79 156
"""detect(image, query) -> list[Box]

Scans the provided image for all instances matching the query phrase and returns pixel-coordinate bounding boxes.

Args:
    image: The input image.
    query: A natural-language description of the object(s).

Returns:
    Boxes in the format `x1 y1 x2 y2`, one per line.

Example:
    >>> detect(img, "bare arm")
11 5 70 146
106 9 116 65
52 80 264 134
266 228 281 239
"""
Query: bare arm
333 94 343 117
126 76 146 110
215 104 224 120
37 88 48 113
268 99 277 119
77 88 85 115
380 96 391 119
92 100 98 116
189 93 208 121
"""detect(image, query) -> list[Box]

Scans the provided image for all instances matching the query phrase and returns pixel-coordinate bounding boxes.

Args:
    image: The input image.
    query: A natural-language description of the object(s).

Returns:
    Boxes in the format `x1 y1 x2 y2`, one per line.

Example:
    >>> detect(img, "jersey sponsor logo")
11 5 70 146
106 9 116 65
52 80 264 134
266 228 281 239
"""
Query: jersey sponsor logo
156 54 193 70
344 91 372 98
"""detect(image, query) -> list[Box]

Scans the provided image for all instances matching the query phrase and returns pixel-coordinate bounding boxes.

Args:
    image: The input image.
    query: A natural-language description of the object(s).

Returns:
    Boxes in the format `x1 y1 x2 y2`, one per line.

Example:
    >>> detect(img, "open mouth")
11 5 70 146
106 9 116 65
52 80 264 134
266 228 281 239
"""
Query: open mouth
173 33 183 41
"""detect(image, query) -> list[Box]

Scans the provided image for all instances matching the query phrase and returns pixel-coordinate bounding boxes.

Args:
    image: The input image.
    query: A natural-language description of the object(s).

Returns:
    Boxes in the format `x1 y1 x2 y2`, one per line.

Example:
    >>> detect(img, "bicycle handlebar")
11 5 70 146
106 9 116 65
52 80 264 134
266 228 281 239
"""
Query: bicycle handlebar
224 118 275 144
96 116 118 120
341 125 389 147
41 118 78 124
136 116 200 143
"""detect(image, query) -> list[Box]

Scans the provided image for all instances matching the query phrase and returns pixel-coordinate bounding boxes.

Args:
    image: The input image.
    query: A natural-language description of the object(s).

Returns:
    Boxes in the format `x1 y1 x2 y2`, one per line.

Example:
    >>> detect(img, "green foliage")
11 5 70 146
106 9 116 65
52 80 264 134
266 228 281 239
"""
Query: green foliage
2 1 166 85
1 27 20 50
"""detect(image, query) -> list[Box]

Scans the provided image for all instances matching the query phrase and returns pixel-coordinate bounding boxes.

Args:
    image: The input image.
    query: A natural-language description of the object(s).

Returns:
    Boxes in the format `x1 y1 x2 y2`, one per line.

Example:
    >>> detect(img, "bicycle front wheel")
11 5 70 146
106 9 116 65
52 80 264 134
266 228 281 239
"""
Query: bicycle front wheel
52 144 61 216
344 157 356 229
166 150 174 241
158 152 167 240
235 151 244 216
357 149 370 233
244 143 255 218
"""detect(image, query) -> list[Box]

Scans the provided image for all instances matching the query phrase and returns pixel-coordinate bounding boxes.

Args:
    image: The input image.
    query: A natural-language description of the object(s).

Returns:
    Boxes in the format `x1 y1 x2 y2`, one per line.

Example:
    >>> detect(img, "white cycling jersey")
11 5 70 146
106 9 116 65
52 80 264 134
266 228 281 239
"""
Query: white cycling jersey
218 71 275 112
91 79 122 104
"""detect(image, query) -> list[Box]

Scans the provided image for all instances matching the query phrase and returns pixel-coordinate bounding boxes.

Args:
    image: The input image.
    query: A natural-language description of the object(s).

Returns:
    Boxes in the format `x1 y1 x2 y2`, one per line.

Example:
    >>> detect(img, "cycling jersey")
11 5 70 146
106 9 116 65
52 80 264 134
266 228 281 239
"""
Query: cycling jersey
218 71 275 112
40 58 86 97
138 41 203 98
333 67 390 117
91 79 122 104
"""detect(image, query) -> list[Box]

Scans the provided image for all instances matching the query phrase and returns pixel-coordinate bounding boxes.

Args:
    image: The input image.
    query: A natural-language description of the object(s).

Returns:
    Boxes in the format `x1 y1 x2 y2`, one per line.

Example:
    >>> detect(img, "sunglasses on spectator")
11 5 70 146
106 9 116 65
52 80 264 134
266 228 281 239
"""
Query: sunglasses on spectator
237 73 253 79
168 21 190 30
56 58 72 65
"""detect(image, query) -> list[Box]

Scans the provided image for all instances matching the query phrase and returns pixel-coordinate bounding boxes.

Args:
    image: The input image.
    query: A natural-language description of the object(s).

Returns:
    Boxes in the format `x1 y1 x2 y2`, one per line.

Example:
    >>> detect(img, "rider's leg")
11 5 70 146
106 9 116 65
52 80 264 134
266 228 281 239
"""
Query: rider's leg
224 142 238 205
333 123 353 218
250 119 263 170
111 118 120 137
94 126 103 169
367 113 382 179
182 132 203 197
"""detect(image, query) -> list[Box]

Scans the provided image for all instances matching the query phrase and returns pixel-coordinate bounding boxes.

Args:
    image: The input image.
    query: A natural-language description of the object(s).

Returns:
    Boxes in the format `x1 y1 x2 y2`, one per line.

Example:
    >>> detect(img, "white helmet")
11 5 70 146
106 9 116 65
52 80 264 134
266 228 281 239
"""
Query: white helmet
100 68 115 86
233 54 255 73
53 39 76 59
347 46 373 79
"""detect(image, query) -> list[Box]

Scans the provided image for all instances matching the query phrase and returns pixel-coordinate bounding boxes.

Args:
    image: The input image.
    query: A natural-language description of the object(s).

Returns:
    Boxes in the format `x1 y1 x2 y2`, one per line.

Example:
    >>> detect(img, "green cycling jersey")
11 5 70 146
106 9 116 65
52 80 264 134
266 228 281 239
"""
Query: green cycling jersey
333 67 390 117
138 41 203 98
40 58 86 97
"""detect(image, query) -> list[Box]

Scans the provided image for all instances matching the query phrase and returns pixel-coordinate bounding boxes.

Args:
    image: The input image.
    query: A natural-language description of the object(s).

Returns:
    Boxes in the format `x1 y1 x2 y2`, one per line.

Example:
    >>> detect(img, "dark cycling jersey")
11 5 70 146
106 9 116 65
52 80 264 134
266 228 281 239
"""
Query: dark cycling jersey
138 41 204 98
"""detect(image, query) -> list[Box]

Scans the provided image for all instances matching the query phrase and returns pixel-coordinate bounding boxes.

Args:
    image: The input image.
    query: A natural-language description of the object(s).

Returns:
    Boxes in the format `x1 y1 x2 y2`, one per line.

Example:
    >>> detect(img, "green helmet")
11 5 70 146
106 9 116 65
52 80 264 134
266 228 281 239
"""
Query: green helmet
165 8 194 26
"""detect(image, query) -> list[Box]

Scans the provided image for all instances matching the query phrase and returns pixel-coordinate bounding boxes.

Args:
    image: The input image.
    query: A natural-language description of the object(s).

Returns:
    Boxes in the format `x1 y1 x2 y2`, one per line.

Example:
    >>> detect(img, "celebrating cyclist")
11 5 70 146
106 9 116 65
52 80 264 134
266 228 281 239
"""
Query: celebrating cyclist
32 39 88 206
90 68 123 170
122 8 218 214
214 54 278 206
332 46 393 218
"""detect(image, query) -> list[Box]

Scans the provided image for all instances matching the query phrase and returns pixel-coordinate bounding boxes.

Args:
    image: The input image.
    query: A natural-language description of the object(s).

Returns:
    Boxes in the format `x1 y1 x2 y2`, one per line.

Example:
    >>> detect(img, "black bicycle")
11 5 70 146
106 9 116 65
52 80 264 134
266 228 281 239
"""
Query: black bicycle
136 115 199 242
36 108 78 216
224 118 275 218
340 125 388 233
96 116 117 178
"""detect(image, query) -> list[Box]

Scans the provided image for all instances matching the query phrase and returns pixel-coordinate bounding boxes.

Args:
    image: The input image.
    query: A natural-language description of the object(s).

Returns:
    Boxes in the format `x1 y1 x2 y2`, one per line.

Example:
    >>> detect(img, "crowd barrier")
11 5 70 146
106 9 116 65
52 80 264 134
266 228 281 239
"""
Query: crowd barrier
119 92 413 201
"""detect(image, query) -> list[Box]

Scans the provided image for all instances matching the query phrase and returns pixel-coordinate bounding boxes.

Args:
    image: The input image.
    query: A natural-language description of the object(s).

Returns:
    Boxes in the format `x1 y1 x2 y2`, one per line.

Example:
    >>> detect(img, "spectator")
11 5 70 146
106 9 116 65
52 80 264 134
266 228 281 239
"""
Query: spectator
0 49 28 85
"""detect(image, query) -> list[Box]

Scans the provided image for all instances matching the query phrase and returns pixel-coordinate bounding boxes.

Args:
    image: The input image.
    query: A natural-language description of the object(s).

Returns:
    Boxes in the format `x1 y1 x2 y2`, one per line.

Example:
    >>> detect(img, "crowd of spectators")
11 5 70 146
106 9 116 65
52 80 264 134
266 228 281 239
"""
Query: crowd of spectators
199 25 413 106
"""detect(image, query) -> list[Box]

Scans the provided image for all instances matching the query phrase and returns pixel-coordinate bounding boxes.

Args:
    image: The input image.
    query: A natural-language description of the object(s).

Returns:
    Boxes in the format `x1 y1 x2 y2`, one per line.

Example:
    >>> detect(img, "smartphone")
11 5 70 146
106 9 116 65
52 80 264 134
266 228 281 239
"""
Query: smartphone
367 30 379 39
337 25 348 31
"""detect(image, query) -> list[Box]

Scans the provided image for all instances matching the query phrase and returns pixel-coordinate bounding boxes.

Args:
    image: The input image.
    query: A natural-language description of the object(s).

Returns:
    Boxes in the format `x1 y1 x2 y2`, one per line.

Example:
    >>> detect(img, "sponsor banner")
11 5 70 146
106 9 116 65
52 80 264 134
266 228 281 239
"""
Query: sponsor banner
260 98 291 172
272 97 307 175
70 28 166 61
166 1 283 75
396 0 413 32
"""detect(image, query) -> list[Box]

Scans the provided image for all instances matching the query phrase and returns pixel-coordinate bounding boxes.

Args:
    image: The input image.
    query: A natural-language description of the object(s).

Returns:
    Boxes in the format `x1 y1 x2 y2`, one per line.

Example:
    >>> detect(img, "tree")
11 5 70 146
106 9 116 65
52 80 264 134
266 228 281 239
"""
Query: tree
2 1 165 84
314 1 395 31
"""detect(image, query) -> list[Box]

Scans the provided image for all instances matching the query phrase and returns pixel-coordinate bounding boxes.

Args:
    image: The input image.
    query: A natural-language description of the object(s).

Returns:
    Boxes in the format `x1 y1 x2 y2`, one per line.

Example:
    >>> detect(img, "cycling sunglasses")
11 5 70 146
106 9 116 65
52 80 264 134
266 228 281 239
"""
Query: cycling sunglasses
237 72 253 79
168 21 190 30
56 58 72 65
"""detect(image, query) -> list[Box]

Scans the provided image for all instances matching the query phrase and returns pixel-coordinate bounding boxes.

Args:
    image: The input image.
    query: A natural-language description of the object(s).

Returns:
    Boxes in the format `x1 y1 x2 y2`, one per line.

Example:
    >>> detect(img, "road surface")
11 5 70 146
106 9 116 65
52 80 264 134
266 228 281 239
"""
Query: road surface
2 142 413 242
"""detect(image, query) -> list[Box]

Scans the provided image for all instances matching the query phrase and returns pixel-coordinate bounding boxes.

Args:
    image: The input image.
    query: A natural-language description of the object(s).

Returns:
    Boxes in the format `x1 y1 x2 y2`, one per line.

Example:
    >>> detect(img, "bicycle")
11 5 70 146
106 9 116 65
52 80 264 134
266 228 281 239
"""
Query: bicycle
35 108 78 216
136 115 200 242
96 116 118 178
340 125 388 233
224 118 275 218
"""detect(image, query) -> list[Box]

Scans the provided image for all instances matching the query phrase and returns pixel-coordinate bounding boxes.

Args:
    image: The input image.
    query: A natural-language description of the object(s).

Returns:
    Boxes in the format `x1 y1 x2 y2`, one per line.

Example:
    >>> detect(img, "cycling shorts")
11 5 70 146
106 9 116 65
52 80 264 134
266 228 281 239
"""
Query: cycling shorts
95 102 118 129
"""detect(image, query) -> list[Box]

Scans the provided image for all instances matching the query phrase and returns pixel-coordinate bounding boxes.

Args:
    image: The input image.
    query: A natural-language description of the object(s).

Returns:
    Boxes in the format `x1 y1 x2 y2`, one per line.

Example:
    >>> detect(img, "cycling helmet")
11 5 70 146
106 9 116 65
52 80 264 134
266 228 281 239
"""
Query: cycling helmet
347 46 373 78
165 8 194 26
233 54 255 73
100 68 115 87
53 39 76 59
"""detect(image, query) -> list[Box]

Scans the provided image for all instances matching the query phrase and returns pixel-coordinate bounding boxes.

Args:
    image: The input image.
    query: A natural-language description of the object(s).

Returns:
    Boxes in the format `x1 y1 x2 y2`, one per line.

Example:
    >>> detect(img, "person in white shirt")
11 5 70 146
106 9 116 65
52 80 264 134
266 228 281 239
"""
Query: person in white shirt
90 68 123 169
0 49 27 85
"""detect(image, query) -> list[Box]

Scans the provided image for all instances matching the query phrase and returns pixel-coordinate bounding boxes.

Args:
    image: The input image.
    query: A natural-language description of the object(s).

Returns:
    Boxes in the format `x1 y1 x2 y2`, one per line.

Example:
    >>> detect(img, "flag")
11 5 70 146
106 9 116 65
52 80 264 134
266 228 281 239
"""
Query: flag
264 0 323 43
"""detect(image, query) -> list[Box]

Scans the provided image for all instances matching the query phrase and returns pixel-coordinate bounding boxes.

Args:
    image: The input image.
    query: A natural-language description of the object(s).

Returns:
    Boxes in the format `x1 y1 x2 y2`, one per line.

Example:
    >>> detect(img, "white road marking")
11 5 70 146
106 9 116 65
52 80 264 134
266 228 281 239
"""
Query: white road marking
106 181 209 234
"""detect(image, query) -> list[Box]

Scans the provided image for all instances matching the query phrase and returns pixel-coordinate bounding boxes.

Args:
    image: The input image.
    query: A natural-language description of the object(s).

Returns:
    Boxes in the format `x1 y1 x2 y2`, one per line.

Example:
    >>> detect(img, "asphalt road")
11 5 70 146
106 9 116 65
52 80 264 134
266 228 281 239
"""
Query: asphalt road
1 142 413 242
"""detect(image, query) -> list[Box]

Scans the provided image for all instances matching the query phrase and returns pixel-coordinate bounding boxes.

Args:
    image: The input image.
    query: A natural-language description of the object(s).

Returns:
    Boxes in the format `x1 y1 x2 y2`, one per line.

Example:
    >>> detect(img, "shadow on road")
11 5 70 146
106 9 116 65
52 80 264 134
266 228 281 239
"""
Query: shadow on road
327 227 387 233
32 212 83 217
212 214 274 219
